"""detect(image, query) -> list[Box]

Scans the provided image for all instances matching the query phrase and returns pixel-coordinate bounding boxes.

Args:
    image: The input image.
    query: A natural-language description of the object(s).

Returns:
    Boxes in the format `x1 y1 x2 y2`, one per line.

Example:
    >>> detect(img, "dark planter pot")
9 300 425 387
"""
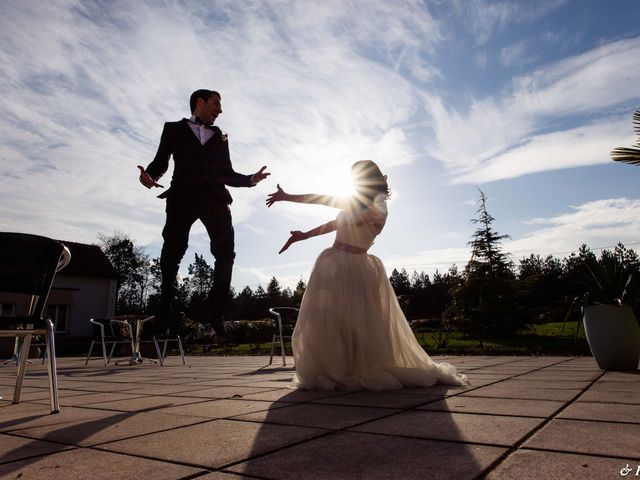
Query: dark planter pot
583 304 640 371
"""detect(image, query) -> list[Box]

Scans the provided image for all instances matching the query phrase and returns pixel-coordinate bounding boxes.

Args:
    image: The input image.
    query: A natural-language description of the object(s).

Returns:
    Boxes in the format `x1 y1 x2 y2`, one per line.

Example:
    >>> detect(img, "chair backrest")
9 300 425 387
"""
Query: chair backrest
90 318 113 338
0 232 65 319
269 307 299 335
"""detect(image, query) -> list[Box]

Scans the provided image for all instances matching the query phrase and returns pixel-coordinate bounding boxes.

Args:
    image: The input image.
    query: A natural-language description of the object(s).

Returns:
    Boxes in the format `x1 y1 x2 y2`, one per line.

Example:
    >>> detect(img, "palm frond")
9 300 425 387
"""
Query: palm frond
611 146 640 165
611 109 640 166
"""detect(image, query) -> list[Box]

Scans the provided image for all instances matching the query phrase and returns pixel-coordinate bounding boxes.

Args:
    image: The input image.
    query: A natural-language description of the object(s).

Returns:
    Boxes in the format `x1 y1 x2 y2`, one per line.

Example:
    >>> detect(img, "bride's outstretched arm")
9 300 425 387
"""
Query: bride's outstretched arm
279 220 337 254
266 184 350 209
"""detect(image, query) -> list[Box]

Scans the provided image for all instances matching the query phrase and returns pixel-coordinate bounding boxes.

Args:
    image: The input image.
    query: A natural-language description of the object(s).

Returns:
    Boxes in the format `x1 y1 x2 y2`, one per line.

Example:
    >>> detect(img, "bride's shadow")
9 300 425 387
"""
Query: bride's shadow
226 366 495 479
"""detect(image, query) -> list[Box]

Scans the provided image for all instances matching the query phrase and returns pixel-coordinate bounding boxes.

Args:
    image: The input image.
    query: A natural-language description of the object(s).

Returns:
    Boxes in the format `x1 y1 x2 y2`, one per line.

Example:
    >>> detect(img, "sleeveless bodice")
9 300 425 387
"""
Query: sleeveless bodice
334 195 388 251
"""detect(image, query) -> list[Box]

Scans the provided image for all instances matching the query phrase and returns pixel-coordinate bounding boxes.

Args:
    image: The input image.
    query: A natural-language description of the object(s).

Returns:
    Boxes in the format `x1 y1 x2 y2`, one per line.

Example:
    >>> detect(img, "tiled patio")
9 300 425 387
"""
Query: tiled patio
1 355 638 479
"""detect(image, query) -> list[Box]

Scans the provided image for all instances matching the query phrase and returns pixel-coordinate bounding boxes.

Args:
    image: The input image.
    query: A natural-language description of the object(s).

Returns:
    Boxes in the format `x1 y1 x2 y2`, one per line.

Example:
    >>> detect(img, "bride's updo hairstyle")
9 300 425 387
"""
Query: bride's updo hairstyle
351 160 390 208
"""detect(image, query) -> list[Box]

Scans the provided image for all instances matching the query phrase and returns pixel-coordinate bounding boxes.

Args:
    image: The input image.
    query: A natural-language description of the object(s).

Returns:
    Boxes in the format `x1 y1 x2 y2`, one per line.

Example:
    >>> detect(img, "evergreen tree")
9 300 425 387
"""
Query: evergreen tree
449 190 520 342
186 253 214 302
293 278 307 306
389 268 411 295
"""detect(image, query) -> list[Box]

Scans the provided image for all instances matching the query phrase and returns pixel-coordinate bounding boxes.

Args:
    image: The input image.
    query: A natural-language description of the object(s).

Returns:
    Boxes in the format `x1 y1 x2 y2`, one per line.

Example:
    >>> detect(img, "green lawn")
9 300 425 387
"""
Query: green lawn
182 321 591 357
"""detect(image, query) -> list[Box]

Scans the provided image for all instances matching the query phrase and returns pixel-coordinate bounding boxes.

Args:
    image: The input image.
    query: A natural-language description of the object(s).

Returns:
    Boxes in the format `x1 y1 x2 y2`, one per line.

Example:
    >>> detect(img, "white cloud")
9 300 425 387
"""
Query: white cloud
509 197 640 255
499 41 532 67
450 0 569 46
428 36 640 183
378 197 640 276
0 0 441 248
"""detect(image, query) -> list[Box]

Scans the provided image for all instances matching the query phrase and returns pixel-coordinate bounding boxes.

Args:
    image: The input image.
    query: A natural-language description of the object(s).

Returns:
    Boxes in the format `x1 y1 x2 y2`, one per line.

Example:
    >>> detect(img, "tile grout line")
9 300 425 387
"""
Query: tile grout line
474 365 609 479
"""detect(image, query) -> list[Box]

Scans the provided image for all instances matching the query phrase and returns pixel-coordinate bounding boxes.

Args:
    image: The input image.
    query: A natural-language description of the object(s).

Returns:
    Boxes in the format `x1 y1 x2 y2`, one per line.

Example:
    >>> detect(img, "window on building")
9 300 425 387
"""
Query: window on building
46 304 69 333
1 303 15 316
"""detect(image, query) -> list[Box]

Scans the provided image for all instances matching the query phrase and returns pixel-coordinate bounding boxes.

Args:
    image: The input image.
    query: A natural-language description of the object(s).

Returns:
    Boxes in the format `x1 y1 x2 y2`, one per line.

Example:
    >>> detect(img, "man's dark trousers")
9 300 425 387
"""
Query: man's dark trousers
158 195 234 334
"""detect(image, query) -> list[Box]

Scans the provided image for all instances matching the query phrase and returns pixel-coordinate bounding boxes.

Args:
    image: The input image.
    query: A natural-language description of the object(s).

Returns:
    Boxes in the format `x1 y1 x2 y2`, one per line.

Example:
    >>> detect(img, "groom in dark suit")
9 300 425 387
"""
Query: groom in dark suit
138 89 269 337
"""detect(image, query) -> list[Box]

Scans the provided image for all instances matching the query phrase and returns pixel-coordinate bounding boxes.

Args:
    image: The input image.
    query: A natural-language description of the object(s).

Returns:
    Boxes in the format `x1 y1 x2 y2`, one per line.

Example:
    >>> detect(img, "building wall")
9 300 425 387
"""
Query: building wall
0 275 116 355
50 275 117 338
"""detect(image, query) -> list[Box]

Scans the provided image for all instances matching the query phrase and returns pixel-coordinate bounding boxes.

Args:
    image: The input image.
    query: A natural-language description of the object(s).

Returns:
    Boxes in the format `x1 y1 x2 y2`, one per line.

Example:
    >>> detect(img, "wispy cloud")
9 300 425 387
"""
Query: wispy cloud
428 36 640 183
508 197 640 255
450 0 568 46
380 197 640 277
499 40 533 67
0 0 440 246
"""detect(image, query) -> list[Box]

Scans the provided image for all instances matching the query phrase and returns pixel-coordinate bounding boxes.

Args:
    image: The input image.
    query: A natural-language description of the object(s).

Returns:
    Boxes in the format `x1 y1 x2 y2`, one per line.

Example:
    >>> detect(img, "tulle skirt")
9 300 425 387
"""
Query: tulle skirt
292 247 468 391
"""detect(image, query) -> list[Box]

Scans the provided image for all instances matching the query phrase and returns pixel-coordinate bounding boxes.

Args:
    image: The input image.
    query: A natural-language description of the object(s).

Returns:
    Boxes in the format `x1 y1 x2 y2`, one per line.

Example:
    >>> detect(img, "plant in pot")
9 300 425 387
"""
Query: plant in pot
568 247 640 371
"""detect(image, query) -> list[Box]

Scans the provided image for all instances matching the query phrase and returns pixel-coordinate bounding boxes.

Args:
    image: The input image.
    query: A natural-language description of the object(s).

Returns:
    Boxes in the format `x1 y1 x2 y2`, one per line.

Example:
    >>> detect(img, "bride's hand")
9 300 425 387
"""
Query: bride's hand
266 184 288 207
279 230 306 254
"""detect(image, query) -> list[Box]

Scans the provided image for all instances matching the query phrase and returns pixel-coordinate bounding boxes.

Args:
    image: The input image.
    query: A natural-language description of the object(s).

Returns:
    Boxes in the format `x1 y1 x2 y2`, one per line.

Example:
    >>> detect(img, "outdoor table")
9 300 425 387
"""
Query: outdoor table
110 314 159 365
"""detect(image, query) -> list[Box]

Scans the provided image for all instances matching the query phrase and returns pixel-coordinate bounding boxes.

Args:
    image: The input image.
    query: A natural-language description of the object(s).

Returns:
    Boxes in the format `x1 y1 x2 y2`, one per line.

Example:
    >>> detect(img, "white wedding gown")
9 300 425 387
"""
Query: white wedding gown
292 196 468 391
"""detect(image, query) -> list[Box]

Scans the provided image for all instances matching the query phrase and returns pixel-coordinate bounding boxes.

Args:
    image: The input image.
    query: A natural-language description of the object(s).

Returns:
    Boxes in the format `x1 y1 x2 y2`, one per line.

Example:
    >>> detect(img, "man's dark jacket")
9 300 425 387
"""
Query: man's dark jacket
145 119 253 203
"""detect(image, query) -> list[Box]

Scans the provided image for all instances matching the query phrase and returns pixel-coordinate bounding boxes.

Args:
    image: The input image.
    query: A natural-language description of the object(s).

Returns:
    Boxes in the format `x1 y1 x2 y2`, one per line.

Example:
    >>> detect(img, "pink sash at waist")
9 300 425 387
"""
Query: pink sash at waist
332 240 367 254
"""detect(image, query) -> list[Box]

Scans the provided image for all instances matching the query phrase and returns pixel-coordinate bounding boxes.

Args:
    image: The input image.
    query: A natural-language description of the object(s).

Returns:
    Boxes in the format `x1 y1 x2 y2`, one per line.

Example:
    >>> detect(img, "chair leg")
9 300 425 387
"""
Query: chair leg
278 323 286 367
153 336 164 366
45 320 60 414
128 336 136 360
13 333 32 404
269 333 276 365
107 342 117 365
177 335 186 365
162 340 168 359
85 340 95 366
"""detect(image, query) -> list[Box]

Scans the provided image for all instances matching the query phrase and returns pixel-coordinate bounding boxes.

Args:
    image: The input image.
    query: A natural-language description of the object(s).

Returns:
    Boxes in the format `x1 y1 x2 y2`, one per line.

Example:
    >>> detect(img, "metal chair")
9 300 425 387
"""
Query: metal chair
268 307 299 366
143 318 187 366
85 318 136 366
0 232 71 413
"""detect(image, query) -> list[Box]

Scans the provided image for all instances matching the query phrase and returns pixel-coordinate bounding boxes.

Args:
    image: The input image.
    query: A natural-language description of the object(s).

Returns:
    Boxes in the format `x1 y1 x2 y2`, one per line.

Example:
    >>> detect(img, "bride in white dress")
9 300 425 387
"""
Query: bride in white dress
266 160 467 391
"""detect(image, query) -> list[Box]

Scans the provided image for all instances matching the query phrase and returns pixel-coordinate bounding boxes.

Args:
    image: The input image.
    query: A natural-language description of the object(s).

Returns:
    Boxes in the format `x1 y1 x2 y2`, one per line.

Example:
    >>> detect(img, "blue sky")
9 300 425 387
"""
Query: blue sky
1 0 639 290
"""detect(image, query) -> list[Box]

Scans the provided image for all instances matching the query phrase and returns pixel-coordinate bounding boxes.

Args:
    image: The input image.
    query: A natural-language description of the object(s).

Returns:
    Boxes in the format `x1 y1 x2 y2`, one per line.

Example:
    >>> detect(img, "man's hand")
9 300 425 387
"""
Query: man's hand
279 230 307 254
251 166 270 185
137 165 164 189
266 184 288 208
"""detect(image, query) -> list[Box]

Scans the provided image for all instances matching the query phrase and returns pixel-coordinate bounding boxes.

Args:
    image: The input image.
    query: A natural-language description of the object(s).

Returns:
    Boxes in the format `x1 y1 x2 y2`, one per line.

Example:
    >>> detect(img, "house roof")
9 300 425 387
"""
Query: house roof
57 240 117 279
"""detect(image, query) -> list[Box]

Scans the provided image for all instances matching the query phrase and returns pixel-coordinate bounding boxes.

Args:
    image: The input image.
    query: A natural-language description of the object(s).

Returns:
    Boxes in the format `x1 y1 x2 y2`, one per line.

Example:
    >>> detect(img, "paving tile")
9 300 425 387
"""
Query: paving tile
418 396 565 418
462 385 581 401
576 390 640 405
168 386 280 399
494 379 591 390
1 405 112 433
233 403 400 430
0 433 72 463
112 383 213 395
589 381 640 393
197 473 256 480
313 391 441 409
240 388 347 403
99 419 325 469
238 379 299 388
76 394 209 412
157 398 290 418
558 401 640 423
57 381 141 393
229 430 506 480
515 373 601 382
350 410 543 446
524 418 640 458
600 371 640 382
487 448 632 479
10 410 209 446
28 392 149 407
0 446 204 479
392 384 476 395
